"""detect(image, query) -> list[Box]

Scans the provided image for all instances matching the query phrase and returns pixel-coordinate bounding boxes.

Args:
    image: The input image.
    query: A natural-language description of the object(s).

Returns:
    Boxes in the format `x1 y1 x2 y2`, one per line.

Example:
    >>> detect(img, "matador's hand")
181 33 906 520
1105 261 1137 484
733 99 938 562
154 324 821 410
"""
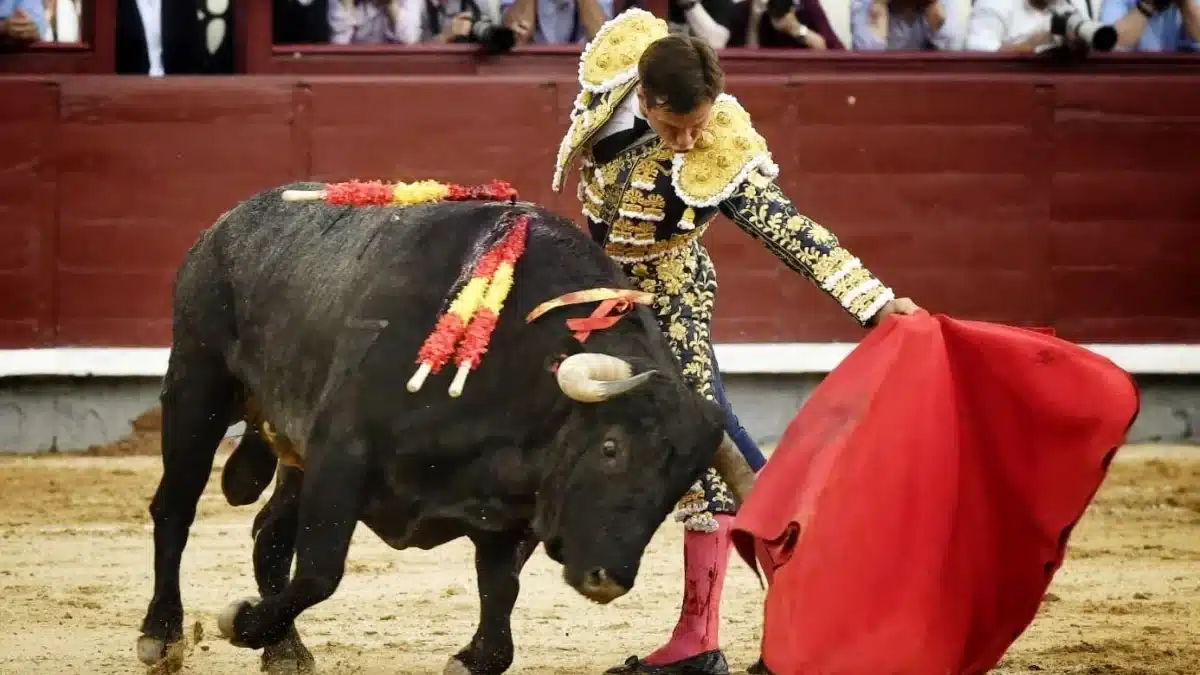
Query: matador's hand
871 297 921 327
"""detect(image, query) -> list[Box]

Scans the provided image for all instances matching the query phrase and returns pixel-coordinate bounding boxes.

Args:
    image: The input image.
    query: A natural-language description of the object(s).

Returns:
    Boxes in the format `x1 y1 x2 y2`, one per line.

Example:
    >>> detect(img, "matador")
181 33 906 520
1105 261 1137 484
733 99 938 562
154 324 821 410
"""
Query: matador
551 8 920 675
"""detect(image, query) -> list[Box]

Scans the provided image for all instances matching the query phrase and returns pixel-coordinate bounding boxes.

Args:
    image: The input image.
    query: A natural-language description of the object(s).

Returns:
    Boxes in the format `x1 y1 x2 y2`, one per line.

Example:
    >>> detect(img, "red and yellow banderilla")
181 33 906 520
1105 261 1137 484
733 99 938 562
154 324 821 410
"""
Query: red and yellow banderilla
282 179 518 207
406 214 530 397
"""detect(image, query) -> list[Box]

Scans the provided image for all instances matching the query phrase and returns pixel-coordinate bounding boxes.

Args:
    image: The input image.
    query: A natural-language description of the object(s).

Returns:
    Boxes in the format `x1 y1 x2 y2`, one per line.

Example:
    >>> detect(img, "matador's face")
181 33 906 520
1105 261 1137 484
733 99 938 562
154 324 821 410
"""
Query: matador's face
637 87 713 154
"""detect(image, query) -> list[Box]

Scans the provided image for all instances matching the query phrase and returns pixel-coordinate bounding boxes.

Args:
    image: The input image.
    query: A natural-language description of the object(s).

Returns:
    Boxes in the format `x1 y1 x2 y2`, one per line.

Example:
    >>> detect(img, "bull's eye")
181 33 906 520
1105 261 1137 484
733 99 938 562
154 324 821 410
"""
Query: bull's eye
602 439 618 458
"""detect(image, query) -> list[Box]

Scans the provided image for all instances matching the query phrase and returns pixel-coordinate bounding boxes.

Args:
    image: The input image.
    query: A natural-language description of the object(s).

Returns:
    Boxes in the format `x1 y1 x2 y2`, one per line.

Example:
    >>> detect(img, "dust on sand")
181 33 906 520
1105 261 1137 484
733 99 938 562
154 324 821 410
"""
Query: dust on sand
0 438 1196 674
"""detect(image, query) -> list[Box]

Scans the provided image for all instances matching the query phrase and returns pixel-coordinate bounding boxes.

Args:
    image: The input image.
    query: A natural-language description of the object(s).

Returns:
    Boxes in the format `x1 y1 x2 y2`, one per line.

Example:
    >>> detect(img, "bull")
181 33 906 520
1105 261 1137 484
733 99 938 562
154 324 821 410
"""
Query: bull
135 183 756 674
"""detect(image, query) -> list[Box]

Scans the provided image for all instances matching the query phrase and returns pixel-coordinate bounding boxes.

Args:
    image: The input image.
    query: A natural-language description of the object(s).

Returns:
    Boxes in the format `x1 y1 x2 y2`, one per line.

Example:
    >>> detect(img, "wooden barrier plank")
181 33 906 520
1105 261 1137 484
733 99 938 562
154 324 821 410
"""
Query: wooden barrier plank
307 78 566 210
0 70 1195 347
55 77 296 346
0 80 58 347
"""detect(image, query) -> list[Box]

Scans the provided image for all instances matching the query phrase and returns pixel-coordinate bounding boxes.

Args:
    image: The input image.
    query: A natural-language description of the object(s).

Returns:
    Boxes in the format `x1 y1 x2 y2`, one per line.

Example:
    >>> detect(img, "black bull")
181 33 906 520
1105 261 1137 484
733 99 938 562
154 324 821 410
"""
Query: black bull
135 183 757 674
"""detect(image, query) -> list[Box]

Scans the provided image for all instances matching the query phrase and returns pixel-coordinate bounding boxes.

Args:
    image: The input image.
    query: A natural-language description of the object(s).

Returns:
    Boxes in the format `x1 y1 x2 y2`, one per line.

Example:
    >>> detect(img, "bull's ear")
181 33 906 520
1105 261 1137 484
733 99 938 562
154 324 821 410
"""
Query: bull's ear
545 334 587 373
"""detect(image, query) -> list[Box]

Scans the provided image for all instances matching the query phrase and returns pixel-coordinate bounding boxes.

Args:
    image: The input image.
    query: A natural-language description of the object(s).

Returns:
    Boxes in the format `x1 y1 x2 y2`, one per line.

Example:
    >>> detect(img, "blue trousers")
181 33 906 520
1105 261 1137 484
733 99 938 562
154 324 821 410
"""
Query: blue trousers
709 347 767 472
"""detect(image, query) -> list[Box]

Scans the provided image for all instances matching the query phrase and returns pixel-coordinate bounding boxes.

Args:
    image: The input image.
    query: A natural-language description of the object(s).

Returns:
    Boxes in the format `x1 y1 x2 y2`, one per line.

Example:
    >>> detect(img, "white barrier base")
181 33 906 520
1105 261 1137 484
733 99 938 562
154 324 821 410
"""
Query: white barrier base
0 344 1198 378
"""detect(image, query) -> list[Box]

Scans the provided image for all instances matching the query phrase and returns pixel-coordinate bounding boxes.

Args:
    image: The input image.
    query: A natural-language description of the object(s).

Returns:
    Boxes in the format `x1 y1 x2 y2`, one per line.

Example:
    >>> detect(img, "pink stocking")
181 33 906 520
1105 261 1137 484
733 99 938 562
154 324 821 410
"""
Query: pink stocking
643 514 734 665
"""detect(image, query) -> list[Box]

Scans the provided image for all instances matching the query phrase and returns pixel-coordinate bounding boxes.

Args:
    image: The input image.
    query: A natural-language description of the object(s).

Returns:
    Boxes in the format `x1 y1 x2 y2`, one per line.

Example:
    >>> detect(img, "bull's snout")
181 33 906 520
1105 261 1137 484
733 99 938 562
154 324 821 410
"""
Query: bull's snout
576 567 629 604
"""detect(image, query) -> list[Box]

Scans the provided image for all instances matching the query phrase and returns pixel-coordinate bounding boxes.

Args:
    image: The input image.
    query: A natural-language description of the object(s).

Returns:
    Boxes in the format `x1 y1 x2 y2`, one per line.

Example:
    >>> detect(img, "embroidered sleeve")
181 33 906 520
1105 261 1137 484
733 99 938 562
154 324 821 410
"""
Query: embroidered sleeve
718 173 895 326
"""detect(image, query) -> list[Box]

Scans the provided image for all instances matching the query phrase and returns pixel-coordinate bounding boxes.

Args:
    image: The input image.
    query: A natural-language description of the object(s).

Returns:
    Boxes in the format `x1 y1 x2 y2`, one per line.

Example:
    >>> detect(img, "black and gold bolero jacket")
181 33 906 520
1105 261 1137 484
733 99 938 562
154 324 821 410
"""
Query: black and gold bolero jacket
551 9 895 327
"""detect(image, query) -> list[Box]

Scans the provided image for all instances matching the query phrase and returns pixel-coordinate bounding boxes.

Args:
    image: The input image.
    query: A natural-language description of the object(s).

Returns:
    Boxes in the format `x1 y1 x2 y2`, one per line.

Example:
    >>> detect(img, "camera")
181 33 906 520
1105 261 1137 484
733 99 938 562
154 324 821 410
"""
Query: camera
1050 9 1118 51
463 18 517 54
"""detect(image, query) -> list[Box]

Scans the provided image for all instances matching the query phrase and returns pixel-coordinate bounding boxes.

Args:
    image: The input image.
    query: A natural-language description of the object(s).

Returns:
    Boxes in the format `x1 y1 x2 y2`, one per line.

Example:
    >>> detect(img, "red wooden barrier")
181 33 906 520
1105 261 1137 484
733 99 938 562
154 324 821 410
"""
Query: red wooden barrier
0 70 1197 349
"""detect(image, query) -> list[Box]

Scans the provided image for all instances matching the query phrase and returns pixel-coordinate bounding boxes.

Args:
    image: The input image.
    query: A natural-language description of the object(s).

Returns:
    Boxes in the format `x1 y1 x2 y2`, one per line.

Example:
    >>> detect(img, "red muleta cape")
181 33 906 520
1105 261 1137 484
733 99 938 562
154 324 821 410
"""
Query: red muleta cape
731 312 1139 675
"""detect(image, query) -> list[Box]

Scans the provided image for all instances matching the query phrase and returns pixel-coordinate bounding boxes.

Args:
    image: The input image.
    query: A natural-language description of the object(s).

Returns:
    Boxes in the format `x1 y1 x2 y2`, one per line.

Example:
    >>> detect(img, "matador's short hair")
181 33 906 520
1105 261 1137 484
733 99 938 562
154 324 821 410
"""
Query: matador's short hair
637 35 725 115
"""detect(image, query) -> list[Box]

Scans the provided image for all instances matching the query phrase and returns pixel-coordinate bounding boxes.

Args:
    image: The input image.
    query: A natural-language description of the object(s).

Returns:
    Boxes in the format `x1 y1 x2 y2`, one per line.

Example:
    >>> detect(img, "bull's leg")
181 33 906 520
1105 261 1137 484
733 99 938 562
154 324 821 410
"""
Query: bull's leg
251 465 317 674
217 435 367 650
445 528 539 675
137 349 237 666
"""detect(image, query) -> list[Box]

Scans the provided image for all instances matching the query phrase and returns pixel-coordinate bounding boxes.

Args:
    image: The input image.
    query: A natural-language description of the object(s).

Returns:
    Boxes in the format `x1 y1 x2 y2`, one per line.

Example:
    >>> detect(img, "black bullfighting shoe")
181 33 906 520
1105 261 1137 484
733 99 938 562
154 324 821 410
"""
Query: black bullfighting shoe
605 650 730 675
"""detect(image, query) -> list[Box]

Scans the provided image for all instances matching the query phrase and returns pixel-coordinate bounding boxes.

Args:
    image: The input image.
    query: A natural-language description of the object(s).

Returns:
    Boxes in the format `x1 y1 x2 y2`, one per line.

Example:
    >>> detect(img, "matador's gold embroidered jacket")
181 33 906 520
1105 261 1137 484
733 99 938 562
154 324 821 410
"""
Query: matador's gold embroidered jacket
552 9 895 532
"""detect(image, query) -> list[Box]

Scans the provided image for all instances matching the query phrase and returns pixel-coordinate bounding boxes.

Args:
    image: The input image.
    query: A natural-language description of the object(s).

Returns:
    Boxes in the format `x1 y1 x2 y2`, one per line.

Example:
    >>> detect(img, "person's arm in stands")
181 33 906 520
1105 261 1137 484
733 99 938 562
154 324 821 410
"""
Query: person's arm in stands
1179 0 1200 43
923 0 964 49
678 0 735 48
577 0 614 40
771 0 830 50
1102 0 1151 49
500 0 535 42
1098 0 1199 49
797 0 847 49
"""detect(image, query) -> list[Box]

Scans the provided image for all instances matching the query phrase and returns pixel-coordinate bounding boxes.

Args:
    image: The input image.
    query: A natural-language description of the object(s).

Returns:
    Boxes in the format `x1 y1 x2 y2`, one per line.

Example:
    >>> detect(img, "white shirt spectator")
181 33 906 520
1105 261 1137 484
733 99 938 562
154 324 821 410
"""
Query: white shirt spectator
41 0 81 42
965 0 1093 50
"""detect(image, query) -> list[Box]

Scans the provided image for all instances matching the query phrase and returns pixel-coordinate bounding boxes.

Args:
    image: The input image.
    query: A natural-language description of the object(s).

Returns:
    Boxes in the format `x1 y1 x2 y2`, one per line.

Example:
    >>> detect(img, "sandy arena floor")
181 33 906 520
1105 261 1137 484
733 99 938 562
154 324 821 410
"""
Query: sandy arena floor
0 436 1196 674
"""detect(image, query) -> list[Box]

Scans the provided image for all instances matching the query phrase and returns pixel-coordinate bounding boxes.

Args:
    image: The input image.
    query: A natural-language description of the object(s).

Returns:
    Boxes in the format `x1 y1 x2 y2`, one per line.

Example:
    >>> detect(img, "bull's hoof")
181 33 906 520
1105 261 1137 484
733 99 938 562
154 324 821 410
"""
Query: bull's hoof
137 635 171 666
262 628 317 674
136 635 188 672
443 656 472 675
136 635 168 665
217 596 261 647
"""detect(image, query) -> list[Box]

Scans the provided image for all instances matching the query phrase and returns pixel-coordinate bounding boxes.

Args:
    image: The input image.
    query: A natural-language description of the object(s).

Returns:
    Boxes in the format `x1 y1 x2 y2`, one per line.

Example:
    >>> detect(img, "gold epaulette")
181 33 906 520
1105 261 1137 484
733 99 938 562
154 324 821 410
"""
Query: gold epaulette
578 8 668 93
672 94 780 208
551 9 668 193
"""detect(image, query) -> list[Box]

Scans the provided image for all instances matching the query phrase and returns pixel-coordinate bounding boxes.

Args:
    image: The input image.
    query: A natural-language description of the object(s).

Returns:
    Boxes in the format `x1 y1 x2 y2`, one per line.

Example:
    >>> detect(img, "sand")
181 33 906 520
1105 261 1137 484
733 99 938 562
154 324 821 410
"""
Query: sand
0 438 1196 674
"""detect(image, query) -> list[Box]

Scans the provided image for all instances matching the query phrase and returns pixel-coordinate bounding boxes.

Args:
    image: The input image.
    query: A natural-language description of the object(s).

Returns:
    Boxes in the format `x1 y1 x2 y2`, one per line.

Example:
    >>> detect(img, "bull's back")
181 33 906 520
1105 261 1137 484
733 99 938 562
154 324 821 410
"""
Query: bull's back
185 183 630 438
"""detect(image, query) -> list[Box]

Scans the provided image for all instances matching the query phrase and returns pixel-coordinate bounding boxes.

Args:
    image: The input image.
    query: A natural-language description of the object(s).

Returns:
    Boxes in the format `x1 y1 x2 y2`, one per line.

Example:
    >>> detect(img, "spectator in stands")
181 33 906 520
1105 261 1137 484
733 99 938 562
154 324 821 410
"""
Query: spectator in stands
419 0 510 43
0 0 48 46
500 0 613 43
41 0 80 42
116 0 234 75
331 0 511 44
1100 0 1199 49
851 0 965 49
728 0 845 48
679 0 843 49
330 0 419 43
965 0 1094 51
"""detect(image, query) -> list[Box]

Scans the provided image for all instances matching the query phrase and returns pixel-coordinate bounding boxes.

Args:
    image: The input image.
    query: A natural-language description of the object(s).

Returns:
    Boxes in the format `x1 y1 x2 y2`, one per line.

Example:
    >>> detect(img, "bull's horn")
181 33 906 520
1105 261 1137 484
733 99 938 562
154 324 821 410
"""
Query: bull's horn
713 432 756 504
556 353 656 403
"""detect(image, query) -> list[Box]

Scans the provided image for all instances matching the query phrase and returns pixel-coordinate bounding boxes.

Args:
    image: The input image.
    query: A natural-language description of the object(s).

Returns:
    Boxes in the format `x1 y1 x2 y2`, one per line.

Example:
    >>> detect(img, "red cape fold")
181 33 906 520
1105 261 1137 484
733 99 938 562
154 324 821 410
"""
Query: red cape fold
731 312 1139 675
